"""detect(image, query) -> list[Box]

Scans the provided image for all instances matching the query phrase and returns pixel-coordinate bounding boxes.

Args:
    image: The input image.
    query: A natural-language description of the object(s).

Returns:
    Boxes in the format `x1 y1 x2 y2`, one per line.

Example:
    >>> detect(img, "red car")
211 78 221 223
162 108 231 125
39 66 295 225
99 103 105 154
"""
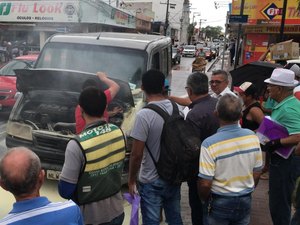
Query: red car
0 54 38 110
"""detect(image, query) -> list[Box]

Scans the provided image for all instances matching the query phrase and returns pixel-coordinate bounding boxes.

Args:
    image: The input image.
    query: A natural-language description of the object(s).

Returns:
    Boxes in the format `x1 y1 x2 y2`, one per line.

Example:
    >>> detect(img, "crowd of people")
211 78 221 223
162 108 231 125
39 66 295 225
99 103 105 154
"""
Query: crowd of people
0 63 300 225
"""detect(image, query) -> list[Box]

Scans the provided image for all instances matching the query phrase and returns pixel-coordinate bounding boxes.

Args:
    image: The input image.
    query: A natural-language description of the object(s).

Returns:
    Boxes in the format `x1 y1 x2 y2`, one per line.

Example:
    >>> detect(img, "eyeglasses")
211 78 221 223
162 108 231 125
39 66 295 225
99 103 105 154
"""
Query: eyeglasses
209 80 224 85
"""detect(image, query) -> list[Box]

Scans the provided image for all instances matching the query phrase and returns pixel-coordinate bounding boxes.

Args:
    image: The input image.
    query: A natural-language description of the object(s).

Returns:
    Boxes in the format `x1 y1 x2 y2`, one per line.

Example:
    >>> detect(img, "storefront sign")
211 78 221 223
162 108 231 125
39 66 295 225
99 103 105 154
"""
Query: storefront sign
0 1 78 22
245 25 300 33
232 0 300 25
229 15 248 23
80 0 136 29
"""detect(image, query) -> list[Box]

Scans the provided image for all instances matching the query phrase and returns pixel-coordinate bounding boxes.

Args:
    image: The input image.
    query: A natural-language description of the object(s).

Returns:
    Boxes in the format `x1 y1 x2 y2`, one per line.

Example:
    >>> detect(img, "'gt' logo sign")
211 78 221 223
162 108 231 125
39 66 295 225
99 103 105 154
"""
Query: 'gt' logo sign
262 3 282 20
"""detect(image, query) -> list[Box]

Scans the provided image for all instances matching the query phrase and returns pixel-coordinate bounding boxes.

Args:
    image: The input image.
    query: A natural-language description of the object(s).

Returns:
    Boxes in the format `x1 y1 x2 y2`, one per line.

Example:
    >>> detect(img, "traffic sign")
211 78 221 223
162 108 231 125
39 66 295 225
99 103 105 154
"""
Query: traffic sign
229 15 248 23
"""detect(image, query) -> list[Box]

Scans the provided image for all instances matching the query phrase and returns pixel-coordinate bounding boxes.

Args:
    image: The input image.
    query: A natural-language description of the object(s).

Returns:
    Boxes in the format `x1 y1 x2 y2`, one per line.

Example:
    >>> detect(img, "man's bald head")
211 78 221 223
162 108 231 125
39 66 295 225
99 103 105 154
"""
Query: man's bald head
0 147 42 197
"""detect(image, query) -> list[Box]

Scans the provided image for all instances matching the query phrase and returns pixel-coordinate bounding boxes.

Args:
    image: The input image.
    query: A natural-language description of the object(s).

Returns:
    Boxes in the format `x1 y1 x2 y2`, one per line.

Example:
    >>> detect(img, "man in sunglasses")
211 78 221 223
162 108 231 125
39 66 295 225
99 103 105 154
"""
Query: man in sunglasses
210 69 235 99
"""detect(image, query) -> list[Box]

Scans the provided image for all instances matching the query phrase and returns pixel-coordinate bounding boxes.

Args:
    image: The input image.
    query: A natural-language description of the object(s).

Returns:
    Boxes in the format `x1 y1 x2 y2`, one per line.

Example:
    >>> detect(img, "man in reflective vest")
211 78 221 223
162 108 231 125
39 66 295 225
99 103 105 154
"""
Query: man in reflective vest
59 86 126 225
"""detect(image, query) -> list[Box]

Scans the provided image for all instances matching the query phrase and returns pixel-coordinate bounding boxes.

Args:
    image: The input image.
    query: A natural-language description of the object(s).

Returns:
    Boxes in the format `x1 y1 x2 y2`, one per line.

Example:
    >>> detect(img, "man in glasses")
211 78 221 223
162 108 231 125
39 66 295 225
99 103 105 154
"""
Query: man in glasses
170 69 234 106
210 69 235 99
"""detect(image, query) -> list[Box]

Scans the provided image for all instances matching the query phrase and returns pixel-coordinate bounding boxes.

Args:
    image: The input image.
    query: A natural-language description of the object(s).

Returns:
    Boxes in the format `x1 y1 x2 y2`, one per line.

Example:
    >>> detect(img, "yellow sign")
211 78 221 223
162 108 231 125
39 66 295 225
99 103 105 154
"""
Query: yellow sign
232 0 300 25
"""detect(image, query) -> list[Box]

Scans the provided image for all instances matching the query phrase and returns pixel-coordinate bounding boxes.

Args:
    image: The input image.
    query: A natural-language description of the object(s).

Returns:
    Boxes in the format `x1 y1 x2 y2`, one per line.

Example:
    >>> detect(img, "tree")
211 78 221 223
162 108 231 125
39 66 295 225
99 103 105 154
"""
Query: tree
201 26 223 40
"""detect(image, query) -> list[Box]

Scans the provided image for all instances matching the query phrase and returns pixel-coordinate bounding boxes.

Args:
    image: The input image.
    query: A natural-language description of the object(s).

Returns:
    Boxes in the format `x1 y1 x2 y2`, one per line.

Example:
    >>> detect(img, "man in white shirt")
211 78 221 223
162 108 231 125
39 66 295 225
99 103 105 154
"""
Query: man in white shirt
210 69 235 98
170 70 235 106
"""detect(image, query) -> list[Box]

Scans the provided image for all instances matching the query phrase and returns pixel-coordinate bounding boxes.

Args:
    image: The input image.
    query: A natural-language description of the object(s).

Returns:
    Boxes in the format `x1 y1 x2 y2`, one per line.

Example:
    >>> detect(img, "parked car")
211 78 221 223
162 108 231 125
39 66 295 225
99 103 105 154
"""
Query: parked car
182 45 197 57
6 32 172 184
0 54 38 111
172 47 181 64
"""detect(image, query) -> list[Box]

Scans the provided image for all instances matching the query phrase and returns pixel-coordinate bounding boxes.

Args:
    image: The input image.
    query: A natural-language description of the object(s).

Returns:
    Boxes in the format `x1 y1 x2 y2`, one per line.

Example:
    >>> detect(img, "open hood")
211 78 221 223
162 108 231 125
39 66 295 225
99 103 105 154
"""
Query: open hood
15 68 134 106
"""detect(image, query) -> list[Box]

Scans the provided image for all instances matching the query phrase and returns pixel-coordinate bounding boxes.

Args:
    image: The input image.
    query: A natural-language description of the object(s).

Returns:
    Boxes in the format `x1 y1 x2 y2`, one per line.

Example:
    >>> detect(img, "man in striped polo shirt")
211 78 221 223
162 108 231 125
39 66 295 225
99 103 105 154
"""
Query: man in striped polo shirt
0 147 83 225
198 94 263 225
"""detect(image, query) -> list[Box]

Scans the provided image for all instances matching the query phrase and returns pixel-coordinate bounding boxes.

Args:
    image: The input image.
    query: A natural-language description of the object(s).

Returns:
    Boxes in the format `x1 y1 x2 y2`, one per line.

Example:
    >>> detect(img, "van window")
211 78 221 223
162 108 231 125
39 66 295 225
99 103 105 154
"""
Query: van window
151 52 160 70
36 42 147 87
161 47 169 76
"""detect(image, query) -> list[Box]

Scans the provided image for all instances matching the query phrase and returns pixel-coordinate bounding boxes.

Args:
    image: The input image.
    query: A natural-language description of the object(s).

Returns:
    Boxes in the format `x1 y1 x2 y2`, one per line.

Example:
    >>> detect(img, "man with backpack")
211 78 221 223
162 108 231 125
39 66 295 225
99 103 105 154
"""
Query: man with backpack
184 72 219 225
128 69 183 225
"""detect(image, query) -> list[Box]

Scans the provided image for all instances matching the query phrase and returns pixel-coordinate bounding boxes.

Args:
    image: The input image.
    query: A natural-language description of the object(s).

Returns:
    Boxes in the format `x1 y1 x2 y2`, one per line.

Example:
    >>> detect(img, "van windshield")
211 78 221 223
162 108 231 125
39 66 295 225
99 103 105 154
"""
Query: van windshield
35 42 147 87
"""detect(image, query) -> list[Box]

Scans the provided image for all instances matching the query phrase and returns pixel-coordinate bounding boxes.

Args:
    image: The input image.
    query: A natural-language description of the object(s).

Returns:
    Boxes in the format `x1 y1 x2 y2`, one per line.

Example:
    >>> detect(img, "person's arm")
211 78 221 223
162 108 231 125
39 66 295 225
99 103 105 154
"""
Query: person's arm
58 140 84 199
250 107 265 125
264 134 300 153
197 178 212 201
253 171 261 187
169 95 191 106
128 139 145 196
58 180 77 199
97 72 120 99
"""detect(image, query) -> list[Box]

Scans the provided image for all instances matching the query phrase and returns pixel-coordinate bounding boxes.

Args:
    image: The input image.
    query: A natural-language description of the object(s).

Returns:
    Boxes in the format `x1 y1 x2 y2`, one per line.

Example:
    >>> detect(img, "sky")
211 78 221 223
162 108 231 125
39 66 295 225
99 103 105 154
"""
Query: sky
189 0 232 31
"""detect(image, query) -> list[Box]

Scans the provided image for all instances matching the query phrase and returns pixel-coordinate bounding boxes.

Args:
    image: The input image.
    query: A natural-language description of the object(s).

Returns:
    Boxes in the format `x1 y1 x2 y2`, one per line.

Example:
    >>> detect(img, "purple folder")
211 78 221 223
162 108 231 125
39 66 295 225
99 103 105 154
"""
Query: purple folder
256 116 293 159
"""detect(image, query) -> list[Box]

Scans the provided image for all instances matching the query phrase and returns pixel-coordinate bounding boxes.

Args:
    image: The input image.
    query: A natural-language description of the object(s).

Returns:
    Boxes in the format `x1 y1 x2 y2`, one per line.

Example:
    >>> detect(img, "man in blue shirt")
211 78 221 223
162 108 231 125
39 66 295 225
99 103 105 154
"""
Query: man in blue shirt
0 147 83 225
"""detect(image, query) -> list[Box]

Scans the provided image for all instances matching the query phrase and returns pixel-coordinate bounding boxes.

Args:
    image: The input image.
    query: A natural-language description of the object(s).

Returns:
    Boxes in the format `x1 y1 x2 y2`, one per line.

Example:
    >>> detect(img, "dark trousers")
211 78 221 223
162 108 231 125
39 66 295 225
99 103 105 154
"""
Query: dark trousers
269 154 300 225
188 177 203 225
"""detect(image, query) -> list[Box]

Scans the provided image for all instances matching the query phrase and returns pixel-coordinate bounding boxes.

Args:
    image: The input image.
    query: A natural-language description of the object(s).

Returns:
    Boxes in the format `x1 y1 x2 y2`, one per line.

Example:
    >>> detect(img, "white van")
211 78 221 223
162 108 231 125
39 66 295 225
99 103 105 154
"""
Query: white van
6 32 172 183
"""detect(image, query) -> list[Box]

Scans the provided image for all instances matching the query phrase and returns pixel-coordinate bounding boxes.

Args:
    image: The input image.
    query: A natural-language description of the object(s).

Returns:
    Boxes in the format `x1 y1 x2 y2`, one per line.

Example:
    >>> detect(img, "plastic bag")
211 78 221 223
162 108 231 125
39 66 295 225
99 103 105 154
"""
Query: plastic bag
123 193 141 225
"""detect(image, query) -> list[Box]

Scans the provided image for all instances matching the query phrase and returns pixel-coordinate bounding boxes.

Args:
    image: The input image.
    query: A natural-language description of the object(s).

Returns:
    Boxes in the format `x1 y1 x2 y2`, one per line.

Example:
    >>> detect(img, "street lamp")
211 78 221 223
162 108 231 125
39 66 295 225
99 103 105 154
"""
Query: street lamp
192 12 201 25
198 19 207 41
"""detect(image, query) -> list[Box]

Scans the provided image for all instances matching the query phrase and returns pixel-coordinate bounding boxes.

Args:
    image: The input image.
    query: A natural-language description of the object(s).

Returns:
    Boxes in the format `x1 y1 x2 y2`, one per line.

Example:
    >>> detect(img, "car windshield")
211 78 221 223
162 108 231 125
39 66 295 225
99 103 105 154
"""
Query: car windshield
0 60 34 76
35 42 147 87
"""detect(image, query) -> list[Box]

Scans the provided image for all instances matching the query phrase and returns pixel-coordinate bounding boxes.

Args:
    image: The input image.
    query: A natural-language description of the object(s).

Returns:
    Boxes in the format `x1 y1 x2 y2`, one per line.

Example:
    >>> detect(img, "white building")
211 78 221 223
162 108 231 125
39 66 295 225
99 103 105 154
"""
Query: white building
107 0 190 44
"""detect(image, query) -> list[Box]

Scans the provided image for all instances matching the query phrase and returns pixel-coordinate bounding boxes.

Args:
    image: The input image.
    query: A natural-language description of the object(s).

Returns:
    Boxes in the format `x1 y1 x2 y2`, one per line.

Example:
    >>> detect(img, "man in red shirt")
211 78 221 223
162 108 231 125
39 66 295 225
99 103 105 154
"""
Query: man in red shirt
75 71 120 133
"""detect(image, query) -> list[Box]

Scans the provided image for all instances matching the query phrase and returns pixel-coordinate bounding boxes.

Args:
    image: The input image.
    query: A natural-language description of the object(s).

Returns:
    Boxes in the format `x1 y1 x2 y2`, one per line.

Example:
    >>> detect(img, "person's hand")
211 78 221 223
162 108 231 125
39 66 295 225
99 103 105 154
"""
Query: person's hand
264 139 282 153
128 181 138 196
96 72 108 81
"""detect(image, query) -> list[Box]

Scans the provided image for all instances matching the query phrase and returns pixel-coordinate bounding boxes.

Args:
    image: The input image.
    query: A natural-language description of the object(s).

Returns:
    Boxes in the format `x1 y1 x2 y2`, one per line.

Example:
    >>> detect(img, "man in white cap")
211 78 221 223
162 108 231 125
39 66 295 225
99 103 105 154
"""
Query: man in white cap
264 68 300 225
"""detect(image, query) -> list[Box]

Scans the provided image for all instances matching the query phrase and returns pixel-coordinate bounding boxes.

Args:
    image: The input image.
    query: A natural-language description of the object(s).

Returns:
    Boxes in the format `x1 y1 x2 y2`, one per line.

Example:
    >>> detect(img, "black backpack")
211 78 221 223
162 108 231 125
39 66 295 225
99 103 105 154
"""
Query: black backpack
144 100 201 185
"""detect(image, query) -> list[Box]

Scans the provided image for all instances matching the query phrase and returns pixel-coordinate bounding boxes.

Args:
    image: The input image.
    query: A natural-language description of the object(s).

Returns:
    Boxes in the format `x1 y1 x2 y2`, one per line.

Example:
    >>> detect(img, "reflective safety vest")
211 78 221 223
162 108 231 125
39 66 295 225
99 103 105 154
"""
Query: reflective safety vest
75 122 126 205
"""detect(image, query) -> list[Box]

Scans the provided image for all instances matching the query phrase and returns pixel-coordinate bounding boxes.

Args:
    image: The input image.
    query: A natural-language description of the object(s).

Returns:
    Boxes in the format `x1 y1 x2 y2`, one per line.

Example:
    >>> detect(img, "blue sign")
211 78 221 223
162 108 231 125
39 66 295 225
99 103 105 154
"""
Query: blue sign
229 15 248 23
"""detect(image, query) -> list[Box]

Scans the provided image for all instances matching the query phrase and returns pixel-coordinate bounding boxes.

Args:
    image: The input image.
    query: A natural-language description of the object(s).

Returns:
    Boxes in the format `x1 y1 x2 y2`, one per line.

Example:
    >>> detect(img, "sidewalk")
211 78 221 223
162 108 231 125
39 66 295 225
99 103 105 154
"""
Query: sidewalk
179 179 272 225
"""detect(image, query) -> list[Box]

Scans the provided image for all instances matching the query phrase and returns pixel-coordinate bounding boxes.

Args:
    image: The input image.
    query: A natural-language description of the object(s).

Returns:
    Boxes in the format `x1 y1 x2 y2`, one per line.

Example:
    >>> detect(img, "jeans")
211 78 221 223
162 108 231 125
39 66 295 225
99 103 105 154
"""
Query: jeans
203 194 251 225
138 178 183 225
86 212 124 225
188 178 203 225
269 154 298 225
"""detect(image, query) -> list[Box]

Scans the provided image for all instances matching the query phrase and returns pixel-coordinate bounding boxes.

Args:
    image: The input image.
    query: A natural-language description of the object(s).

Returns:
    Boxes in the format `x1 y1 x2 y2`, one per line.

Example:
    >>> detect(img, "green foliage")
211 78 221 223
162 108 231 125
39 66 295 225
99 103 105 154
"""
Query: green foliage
201 26 223 40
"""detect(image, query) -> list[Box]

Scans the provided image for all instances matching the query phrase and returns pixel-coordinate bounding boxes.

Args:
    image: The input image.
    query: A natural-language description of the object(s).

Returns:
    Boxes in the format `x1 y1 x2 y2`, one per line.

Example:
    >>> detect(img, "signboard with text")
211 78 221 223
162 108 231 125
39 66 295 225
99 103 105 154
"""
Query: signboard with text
229 15 248 23
232 0 300 25
0 1 79 22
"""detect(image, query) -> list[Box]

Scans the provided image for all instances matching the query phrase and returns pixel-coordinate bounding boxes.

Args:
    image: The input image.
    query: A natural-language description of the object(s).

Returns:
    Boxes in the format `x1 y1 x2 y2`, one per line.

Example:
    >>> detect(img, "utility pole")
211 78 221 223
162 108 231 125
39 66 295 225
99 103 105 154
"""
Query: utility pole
234 0 245 69
279 0 288 41
164 0 170 36
198 19 206 41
